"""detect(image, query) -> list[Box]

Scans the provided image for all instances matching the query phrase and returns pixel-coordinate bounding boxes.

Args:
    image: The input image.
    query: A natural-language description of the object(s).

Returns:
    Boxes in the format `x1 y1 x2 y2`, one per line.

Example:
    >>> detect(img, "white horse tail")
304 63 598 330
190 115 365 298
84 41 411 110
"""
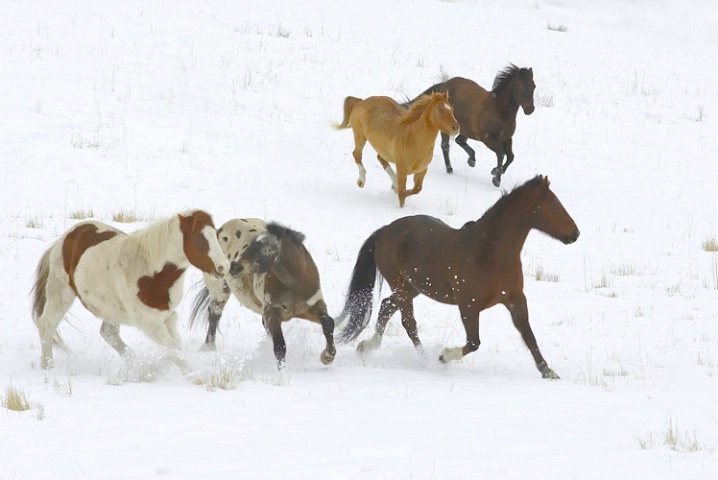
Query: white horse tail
31 245 68 351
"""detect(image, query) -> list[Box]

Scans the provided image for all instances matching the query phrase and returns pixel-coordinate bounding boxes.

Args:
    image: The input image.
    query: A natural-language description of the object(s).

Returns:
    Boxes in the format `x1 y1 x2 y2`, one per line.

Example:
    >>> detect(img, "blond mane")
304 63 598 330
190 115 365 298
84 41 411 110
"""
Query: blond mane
398 92 447 125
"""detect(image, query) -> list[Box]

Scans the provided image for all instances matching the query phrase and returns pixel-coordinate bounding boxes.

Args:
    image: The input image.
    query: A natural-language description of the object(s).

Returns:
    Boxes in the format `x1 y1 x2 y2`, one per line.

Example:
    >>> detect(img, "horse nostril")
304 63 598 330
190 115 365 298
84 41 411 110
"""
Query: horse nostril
216 265 226 275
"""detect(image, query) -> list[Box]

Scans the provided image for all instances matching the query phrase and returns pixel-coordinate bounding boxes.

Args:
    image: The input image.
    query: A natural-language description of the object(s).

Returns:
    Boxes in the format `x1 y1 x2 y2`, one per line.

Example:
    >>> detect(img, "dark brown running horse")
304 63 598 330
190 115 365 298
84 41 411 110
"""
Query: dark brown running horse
406 65 535 187
335 176 579 379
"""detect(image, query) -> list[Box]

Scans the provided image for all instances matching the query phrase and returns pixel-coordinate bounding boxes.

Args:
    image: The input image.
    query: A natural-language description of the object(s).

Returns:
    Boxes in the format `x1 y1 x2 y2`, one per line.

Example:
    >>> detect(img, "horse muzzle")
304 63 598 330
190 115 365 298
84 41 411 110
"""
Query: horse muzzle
523 105 535 115
562 228 580 245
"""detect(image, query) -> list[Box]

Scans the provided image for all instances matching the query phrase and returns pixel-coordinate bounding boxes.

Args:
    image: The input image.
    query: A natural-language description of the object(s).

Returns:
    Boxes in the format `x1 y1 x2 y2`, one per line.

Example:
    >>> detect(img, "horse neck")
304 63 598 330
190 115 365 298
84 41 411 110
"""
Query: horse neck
495 84 520 120
130 216 188 270
404 103 440 140
470 200 533 259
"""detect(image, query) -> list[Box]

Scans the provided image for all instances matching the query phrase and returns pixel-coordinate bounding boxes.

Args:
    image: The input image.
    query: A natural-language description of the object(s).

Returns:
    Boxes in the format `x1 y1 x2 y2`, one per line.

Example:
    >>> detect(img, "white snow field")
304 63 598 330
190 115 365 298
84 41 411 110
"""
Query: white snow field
1 0 716 479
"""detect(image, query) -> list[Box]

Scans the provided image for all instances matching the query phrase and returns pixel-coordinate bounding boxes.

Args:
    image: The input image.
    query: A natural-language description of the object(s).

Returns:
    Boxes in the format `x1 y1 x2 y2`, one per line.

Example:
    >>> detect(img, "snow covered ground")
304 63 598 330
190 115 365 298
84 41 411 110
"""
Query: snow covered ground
1 1 716 478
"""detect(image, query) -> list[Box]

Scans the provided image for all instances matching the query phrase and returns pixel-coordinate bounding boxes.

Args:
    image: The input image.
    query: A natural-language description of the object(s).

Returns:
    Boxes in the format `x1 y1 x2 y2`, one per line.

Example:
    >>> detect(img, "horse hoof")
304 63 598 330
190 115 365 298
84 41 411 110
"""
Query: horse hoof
320 350 336 365
438 354 448 364
542 370 560 380
199 343 217 352
467 158 475 168
357 180 365 188
446 167 454 174
490 167 500 176
492 176 501 187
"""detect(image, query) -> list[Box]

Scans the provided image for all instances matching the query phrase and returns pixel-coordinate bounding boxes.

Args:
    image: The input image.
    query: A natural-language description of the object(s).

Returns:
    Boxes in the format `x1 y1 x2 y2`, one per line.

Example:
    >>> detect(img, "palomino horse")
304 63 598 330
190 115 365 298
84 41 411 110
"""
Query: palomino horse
407 65 535 187
31 210 229 369
333 92 460 207
336 176 579 379
190 219 336 368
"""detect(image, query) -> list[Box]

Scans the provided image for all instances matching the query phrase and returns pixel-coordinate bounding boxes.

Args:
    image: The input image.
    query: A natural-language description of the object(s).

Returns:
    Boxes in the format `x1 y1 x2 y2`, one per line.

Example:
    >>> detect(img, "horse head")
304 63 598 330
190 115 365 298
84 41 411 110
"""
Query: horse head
229 233 281 277
531 176 579 244
515 67 536 115
178 210 229 278
430 92 460 136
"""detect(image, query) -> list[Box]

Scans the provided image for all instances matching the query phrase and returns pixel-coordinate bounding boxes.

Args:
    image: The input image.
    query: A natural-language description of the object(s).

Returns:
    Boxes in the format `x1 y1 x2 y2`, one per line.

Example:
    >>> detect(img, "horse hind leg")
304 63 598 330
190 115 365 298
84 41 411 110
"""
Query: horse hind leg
439 303 480 364
303 299 336 365
357 291 403 352
352 131 368 188
35 268 76 369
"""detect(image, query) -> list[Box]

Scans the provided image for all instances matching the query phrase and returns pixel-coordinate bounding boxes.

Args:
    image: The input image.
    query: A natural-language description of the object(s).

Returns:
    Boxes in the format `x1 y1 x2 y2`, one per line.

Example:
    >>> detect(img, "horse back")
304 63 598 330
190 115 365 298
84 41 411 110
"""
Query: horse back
443 77 491 135
61 221 124 295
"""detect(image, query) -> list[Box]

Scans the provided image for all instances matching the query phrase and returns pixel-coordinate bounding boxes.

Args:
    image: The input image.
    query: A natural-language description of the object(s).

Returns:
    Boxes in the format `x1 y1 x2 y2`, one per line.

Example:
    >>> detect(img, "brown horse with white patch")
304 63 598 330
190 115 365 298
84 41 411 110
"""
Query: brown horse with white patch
407 65 535 187
31 209 229 369
336 176 579 379
333 91 460 207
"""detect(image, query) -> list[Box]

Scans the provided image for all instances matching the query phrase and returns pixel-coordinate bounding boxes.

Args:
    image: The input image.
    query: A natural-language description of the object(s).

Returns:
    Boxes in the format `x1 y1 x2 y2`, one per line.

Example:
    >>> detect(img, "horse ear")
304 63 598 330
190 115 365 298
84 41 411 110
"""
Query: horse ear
542 175 550 187
529 67 533 76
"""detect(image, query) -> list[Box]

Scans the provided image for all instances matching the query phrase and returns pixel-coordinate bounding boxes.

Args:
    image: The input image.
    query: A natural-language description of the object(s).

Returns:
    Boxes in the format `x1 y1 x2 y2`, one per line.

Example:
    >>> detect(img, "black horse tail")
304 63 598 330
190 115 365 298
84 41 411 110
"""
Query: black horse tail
188 284 211 329
402 81 447 108
335 228 383 343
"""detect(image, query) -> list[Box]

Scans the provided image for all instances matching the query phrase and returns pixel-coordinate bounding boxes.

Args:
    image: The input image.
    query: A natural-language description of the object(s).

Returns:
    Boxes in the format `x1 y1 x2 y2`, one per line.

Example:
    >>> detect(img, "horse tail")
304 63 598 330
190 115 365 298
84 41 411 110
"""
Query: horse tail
331 96 362 130
31 244 68 351
335 228 383 343
188 284 211 329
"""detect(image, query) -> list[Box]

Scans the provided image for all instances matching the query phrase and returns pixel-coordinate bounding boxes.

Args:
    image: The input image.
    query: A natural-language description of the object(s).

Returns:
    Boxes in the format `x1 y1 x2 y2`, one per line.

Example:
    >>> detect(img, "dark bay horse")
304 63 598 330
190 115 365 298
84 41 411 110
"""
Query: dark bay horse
407 65 535 187
336 176 579 379
333 92 459 207
31 210 228 369
190 219 336 368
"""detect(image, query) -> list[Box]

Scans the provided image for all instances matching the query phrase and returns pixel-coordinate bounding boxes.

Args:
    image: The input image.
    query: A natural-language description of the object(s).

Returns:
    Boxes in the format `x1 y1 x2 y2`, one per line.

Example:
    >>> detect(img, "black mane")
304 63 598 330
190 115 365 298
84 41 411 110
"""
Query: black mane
266 221 306 244
492 64 531 97
472 175 548 225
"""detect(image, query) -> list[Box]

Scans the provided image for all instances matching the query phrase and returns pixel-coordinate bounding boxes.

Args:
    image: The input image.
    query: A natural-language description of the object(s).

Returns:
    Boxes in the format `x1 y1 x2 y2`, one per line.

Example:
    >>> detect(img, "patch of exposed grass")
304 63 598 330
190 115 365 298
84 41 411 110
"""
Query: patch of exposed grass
535 265 560 282
111 209 143 223
547 23 568 32
636 417 710 452
702 237 718 252
2 384 31 411
26 216 44 228
69 209 94 220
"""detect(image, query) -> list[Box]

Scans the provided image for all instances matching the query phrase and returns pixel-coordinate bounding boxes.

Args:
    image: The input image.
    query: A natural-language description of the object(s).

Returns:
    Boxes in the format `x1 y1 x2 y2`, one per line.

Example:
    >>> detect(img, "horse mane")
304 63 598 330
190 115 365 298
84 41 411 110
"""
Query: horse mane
471 175 548 225
130 212 184 261
492 64 529 96
398 92 445 124
266 221 306 245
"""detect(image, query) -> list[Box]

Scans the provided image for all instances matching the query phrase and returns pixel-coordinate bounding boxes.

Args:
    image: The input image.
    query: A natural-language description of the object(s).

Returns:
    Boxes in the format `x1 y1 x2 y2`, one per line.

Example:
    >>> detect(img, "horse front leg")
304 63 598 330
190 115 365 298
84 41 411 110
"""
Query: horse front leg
505 292 558 379
439 304 480 363
410 169 427 197
396 171 409 208
490 150 506 187
455 134 476 168
376 155 397 191
203 278 231 351
263 306 287 368
100 322 133 358
500 138 515 174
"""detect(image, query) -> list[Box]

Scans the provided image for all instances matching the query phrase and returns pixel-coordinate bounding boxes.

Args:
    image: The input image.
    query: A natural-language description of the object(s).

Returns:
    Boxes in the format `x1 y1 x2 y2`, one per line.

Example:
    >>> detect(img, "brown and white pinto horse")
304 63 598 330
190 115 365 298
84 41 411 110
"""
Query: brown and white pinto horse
31 209 229 369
